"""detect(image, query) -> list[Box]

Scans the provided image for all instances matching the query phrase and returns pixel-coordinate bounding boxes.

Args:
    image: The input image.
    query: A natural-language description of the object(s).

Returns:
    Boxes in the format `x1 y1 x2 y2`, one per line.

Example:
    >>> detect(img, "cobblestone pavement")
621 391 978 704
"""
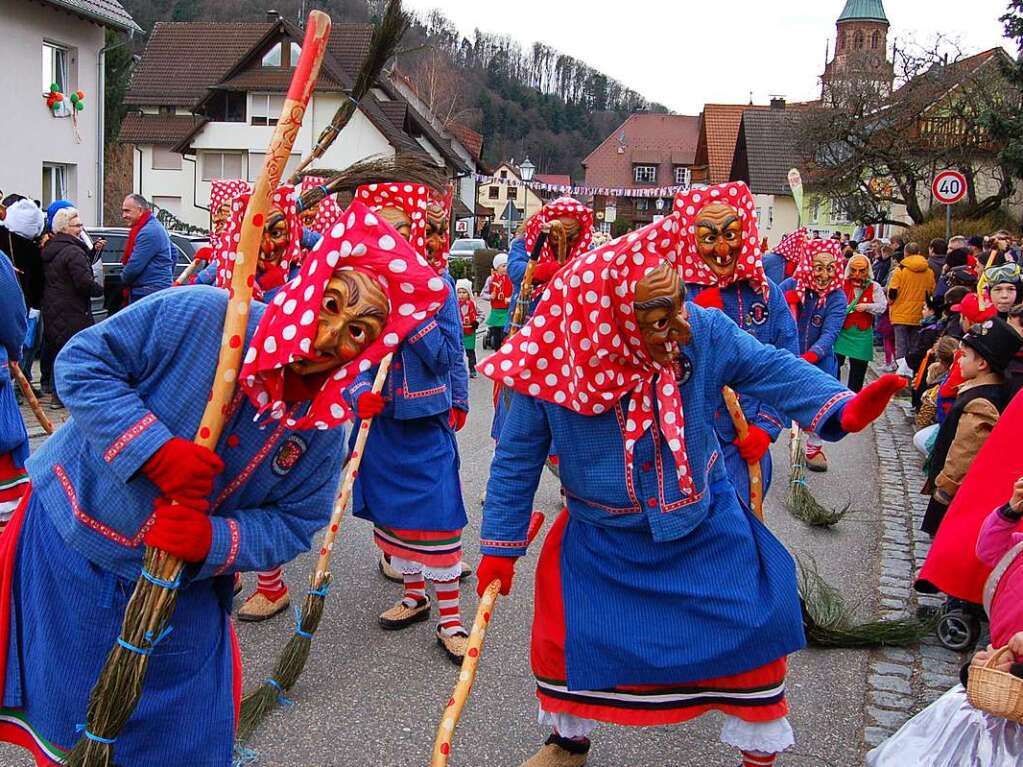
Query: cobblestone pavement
861 391 969 753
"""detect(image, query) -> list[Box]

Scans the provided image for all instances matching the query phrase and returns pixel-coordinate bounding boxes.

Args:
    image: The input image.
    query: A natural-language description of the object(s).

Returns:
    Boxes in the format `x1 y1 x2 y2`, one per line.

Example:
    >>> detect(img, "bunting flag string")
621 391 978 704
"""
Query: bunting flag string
473 170 691 200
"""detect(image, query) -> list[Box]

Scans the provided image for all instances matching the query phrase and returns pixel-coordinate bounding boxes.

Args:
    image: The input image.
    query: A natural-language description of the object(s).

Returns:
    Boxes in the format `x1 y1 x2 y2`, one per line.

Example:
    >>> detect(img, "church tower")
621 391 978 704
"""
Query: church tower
821 0 894 103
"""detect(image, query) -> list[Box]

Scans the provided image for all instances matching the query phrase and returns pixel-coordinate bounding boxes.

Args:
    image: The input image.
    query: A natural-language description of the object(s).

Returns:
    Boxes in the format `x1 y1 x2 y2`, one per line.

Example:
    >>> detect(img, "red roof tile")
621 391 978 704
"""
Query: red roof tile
446 121 483 161
117 113 208 145
535 173 572 186
695 104 770 186
582 113 700 188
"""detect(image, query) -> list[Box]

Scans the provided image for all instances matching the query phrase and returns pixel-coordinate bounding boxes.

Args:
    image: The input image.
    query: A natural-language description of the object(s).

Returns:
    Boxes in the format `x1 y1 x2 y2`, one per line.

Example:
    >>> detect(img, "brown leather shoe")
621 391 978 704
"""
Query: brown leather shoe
378 553 403 583
436 626 469 666
237 588 290 622
520 737 589 767
378 597 430 630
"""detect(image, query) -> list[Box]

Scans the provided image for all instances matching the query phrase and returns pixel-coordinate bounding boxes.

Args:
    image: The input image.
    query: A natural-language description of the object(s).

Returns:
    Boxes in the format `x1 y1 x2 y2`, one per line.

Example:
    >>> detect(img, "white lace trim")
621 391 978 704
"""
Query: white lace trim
538 709 599 740
720 715 795 754
390 555 463 583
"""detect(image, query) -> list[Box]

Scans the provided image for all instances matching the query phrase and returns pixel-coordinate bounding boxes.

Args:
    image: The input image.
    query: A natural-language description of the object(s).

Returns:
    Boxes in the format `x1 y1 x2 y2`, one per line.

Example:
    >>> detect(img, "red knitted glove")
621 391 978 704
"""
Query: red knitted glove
693 287 723 311
354 391 386 419
840 374 907 433
143 498 213 563
476 554 517 597
142 437 224 503
531 262 560 284
733 424 772 464
449 407 467 432
802 351 820 365
257 263 288 292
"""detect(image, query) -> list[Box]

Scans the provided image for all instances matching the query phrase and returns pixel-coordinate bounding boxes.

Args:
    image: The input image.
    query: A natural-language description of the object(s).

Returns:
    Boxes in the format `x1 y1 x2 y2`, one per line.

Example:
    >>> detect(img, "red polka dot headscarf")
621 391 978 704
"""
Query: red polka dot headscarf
299 175 343 236
214 186 304 300
209 179 251 249
354 183 429 258
240 200 450 430
426 185 454 273
525 197 595 264
774 227 808 264
478 213 695 494
792 238 845 306
674 181 770 299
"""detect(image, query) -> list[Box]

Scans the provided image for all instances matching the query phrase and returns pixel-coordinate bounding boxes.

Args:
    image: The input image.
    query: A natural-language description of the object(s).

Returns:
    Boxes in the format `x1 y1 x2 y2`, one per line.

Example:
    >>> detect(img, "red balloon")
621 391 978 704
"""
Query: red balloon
54 93 64 102
75 91 85 101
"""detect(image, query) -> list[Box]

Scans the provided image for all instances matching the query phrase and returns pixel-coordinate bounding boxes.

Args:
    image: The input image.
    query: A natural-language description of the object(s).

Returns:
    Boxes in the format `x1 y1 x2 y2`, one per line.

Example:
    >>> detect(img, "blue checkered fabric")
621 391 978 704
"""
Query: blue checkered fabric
780 278 848 376
27 286 347 584
481 303 854 553
0 253 28 462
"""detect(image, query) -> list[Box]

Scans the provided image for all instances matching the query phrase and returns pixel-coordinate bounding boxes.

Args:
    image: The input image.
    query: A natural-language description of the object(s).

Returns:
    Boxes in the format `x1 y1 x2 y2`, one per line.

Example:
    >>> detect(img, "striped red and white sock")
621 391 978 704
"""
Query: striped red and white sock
402 571 427 608
740 751 777 767
256 567 287 599
433 577 465 636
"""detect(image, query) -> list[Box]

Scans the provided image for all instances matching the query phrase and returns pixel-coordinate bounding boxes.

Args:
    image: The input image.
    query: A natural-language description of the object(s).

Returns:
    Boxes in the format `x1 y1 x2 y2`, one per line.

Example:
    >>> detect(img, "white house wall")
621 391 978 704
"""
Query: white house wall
2 1 105 224
132 96 394 229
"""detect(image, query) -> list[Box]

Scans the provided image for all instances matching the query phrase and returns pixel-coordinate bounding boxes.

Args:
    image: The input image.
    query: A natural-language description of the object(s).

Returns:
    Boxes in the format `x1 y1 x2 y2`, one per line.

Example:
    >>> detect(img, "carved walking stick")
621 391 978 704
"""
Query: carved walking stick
64 14 332 765
237 354 393 740
722 386 764 521
430 511 546 767
9 362 53 434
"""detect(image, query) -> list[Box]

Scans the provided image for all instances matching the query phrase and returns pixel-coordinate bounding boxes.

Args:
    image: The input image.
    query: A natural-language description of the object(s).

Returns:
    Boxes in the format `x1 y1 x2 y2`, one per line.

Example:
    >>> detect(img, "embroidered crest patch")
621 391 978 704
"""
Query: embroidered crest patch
674 353 694 386
811 314 824 328
748 302 769 326
272 435 307 476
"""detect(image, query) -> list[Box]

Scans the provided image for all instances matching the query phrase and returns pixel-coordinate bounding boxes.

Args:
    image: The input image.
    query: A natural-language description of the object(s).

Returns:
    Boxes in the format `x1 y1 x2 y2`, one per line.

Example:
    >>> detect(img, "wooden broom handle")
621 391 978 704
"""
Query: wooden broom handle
190 12 331 454
9 362 53 434
431 512 545 767
722 386 764 521
311 354 392 585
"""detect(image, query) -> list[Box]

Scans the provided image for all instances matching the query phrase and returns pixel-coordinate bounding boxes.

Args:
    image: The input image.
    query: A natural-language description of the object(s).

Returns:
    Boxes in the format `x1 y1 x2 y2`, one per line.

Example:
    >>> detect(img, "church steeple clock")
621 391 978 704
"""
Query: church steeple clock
821 0 895 103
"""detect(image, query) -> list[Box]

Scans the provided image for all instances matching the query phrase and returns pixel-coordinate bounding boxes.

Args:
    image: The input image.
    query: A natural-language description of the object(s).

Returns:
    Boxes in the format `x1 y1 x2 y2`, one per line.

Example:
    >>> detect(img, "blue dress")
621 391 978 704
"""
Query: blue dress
686 281 799 512
0 254 28 470
778 279 847 377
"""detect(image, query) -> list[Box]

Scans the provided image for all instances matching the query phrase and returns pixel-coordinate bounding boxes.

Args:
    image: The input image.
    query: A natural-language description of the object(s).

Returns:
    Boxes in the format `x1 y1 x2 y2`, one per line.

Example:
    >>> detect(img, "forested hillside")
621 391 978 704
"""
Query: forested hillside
115 0 665 176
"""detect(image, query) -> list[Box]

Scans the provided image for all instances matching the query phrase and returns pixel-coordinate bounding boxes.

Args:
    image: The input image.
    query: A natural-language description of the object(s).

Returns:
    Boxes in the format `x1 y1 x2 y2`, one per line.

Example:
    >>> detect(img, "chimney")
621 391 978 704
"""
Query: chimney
266 9 280 21
770 96 786 110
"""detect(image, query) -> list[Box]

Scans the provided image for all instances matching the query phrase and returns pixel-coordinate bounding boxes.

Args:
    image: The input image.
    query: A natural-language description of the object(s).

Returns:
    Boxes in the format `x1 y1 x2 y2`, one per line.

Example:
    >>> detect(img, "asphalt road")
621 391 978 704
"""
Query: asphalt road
4 356 885 767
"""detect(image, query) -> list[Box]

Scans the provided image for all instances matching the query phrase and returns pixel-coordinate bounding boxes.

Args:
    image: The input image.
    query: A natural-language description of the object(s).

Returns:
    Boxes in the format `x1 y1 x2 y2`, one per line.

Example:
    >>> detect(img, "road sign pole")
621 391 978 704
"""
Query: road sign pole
946 203 952 241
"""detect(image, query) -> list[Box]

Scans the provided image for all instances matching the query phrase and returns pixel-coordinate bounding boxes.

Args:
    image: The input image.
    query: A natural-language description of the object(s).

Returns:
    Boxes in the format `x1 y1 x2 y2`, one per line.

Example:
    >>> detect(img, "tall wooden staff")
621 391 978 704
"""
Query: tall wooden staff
430 512 546 767
237 355 393 739
9 362 53 434
64 14 332 766
722 387 764 521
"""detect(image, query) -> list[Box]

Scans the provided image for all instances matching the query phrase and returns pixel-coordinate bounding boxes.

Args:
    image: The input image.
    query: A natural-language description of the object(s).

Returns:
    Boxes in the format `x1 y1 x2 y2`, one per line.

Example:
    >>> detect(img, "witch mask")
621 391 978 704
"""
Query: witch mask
694 202 743 280
634 262 691 365
811 250 839 291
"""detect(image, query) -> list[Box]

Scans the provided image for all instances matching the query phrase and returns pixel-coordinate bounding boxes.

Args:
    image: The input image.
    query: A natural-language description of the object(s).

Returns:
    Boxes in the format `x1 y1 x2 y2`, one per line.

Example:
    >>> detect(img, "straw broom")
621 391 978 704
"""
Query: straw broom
296 155 447 215
288 0 409 185
430 512 546 767
725 391 923 647
786 429 850 528
9 362 53 434
237 355 393 740
64 15 333 765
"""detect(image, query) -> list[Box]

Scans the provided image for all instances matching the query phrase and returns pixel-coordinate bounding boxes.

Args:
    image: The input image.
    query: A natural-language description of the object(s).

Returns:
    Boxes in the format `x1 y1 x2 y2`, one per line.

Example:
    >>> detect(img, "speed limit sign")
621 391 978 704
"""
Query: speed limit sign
932 170 967 205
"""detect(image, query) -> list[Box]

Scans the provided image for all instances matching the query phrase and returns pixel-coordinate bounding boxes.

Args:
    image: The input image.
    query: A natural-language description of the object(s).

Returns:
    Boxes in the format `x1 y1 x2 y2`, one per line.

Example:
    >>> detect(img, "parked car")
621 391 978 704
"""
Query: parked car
84 227 208 321
449 238 487 260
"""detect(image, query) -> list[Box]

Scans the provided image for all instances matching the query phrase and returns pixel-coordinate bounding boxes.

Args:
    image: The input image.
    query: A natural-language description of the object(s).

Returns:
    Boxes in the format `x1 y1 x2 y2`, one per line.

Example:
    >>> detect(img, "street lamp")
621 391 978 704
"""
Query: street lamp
520 157 535 223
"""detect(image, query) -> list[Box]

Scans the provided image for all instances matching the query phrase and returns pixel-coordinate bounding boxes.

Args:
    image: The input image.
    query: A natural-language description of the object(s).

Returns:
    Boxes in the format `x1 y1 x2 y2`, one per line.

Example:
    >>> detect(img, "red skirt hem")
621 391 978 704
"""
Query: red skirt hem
0 717 63 766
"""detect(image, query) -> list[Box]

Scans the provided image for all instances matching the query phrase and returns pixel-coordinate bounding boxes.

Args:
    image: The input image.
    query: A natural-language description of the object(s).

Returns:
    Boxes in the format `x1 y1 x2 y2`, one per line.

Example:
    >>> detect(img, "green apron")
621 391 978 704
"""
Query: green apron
833 285 874 362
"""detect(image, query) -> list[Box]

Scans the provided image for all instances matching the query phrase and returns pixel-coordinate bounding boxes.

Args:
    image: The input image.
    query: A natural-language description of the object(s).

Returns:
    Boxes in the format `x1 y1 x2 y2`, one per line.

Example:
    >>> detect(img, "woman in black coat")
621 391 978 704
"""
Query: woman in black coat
41 207 103 408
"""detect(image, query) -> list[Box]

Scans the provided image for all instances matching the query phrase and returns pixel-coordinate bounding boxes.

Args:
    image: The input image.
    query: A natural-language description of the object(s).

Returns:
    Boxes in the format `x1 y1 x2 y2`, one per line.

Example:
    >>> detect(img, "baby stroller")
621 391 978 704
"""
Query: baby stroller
934 597 988 652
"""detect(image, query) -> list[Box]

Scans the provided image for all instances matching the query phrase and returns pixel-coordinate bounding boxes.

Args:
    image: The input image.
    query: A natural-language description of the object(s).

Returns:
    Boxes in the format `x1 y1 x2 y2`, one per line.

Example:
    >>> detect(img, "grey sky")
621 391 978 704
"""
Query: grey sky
401 0 1015 114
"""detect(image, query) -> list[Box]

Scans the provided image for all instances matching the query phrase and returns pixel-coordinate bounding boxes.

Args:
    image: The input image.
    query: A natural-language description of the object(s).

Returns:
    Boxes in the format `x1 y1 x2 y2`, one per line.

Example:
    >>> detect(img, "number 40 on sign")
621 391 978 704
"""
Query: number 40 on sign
932 170 967 238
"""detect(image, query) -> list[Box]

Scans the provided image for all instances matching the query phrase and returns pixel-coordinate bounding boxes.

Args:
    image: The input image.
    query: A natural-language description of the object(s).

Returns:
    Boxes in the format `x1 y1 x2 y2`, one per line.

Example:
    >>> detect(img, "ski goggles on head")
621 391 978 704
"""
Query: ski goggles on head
984 263 1022 285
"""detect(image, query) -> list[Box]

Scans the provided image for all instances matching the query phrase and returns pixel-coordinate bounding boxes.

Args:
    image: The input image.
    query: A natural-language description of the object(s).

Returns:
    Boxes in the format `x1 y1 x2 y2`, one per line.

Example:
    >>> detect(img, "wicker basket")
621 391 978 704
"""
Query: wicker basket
967 646 1023 723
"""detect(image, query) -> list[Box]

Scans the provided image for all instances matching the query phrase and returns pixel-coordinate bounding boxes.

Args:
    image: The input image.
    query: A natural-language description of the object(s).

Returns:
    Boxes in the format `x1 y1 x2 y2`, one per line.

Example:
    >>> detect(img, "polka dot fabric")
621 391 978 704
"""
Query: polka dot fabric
525 196 595 264
239 200 450 431
300 175 343 235
673 181 771 299
427 185 454 272
791 238 845 306
354 183 429 258
773 227 808 265
209 179 251 249
478 213 695 494
214 186 304 301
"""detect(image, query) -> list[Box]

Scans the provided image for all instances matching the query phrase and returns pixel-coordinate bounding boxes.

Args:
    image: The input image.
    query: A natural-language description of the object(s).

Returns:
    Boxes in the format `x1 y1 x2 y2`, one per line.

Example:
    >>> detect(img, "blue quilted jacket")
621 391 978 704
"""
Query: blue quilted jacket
30 286 347 585
481 303 854 553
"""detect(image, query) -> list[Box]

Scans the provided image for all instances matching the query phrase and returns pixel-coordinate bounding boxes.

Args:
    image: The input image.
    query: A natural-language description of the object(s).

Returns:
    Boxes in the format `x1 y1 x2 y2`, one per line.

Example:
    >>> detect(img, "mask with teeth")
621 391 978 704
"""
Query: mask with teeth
694 202 743 280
